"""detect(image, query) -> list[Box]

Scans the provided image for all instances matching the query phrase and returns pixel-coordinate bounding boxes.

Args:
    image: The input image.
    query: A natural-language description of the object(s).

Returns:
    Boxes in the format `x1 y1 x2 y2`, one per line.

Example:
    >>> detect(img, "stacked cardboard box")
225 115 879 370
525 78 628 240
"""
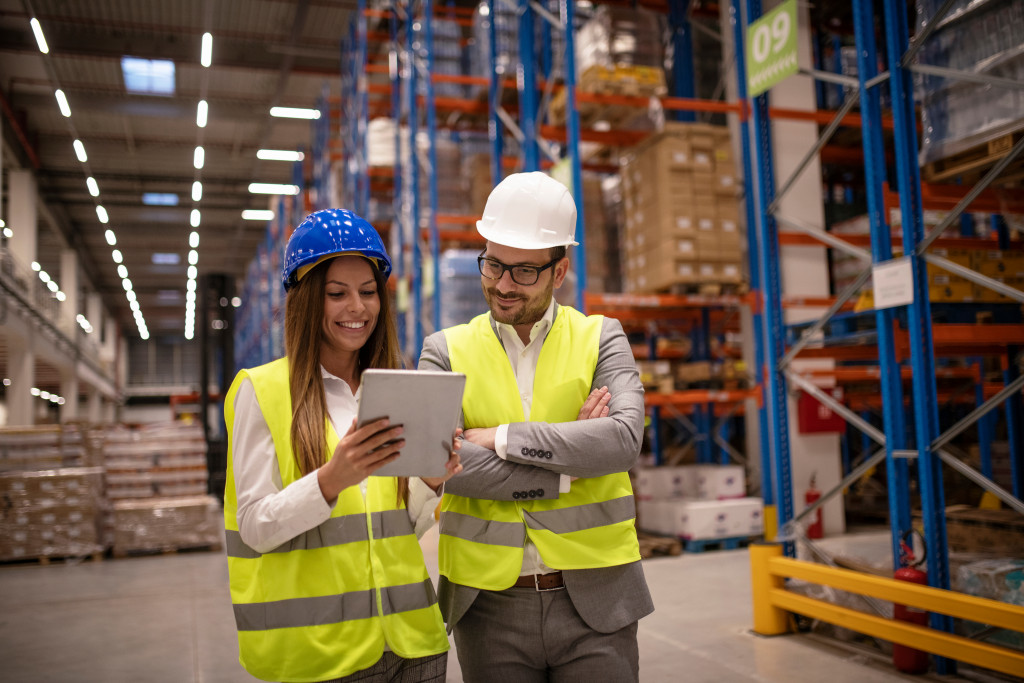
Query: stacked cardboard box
103 423 209 500
111 495 222 556
915 505 1024 556
621 123 745 293
634 464 763 541
0 467 105 561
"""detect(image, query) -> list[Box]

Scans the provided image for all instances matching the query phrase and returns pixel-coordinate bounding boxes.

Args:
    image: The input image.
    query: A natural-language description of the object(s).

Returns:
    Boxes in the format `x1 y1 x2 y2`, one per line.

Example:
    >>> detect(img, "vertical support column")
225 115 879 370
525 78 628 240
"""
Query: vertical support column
852 0 911 570
1004 350 1023 499
102 316 118 366
728 0 773 536
406 0 424 360
9 170 38 268
881 0 954 669
561 0 586 308
669 0 696 123
7 333 35 426
60 371 79 422
423 0 442 334
355 0 370 217
87 388 102 424
745 0 795 555
517 0 539 171
487 0 504 186
60 249 79 336
973 361 993 482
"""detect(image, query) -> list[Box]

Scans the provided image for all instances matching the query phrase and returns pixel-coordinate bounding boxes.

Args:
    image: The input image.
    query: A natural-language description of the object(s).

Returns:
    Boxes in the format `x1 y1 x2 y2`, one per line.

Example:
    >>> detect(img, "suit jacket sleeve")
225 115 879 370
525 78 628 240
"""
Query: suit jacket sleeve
418 330 560 501
503 316 645 478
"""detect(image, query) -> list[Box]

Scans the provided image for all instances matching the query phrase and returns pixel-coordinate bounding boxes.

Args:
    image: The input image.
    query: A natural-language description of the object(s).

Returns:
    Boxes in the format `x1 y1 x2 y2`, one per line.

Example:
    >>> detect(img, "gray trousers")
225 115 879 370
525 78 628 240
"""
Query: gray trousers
453 586 640 683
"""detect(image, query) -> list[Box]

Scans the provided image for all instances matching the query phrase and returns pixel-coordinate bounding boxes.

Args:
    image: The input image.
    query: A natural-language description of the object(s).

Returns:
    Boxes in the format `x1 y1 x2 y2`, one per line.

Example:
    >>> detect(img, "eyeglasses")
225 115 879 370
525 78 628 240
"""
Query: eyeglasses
477 254 561 286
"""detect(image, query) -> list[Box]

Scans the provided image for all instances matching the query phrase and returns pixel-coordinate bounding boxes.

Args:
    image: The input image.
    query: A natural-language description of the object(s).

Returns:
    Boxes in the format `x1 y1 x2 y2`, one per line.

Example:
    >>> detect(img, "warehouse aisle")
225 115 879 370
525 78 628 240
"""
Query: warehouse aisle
0 528 975 683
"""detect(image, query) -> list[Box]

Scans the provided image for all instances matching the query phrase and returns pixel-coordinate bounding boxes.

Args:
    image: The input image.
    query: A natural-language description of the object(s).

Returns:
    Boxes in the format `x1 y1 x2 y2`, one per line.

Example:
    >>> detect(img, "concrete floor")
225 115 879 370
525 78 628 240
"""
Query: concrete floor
0 526 999 682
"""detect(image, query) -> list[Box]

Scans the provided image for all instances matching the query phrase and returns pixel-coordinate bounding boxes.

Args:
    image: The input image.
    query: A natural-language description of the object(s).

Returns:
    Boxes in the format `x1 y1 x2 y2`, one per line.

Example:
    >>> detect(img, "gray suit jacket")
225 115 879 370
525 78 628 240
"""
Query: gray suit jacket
418 304 654 634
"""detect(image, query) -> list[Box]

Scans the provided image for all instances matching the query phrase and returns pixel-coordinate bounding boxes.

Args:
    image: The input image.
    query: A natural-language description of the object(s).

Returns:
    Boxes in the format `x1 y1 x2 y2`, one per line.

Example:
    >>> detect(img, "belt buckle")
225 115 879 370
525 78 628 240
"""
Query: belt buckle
534 573 563 592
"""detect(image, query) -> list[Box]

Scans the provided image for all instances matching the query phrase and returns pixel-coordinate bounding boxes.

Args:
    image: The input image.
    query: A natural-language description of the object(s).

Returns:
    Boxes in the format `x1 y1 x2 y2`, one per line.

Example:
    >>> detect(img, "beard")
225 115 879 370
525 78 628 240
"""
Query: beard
483 277 554 326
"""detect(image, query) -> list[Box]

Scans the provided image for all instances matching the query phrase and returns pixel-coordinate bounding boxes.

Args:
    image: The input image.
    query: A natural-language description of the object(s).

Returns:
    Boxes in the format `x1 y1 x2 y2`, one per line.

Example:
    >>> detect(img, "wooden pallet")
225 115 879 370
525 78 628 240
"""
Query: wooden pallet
549 88 638 128
0 552 105 567
112 542 223 559
682 535 757 553
637 532 683 559
922 129 1024 185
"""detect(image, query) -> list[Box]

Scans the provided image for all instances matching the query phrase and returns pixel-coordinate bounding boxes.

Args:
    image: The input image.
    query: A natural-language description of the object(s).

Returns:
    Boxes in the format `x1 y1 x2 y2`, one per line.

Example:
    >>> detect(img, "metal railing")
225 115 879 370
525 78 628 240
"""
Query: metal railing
751 543 1024 678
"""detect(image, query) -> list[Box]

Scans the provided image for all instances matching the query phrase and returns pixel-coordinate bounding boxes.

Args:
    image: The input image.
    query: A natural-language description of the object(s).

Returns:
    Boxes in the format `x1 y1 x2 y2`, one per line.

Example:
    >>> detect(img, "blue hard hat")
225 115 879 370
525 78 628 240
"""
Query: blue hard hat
282 209 391 290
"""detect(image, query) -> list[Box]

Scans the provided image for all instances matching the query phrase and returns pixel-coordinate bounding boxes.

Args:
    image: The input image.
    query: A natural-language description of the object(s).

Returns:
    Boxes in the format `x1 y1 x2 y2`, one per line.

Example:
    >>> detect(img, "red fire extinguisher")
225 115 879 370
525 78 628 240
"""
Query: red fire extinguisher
805 473 823 539
893 531 930 674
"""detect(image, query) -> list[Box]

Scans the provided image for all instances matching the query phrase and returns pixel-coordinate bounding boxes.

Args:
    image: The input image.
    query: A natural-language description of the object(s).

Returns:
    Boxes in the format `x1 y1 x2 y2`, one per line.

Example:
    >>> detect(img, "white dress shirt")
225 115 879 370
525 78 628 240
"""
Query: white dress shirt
232 366 441 555
491 299 572 577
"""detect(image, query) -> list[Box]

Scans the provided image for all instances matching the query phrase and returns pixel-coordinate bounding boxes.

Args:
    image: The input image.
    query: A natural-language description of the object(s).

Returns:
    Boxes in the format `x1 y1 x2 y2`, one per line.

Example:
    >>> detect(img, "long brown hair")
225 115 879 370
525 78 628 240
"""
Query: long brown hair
284 256 409 505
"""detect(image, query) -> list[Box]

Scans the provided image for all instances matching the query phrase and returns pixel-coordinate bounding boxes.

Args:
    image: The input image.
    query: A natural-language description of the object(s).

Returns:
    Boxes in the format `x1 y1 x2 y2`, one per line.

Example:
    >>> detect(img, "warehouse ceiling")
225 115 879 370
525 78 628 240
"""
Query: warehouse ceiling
0 0 364 340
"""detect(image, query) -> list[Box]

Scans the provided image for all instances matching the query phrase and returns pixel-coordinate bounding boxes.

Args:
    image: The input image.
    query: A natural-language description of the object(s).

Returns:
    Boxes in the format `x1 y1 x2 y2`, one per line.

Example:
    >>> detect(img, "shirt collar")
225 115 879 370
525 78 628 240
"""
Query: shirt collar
492 298 556 349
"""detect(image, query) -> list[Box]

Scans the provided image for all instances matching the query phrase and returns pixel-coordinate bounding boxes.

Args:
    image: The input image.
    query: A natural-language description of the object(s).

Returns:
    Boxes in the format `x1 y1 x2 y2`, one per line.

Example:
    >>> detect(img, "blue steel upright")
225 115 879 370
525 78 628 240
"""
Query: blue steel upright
881 0 954 670
561 0 587 307
423 0 442 334
390 4 404 344
406 1 424 361
518 0 540 170
487 0 504 186
356 0 370 217
668 0 696 123
852 0 912 572
730 0 773 530
745 0 795 555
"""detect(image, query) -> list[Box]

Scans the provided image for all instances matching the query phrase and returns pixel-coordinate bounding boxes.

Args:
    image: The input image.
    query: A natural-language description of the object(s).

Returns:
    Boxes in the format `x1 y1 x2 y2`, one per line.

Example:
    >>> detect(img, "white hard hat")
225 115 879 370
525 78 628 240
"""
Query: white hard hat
476 172 579 250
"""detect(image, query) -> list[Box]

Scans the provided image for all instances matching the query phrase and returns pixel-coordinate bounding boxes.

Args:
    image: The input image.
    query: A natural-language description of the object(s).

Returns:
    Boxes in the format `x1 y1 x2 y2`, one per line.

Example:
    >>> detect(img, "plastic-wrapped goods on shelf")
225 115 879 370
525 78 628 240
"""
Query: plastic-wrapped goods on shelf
111 495 222 556
422 18 465 100
439 249 491 329
469 1 519 99
102 422 209 501
0 467 106 561
0 425 104 472
915 0 1024 176
404 133 467 220
621 122 745 294
575 5 666 95
954 557 1024 650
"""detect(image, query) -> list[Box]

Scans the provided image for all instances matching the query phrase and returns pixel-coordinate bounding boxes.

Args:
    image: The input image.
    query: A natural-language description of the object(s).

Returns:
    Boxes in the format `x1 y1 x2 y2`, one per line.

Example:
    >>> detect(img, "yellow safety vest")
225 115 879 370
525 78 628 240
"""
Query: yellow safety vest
439 307 641 591
223 358 448 682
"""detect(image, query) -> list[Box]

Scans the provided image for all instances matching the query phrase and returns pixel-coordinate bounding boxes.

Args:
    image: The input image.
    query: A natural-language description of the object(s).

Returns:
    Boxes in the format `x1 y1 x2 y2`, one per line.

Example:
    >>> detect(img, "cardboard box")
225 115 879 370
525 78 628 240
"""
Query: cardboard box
973 250 1024 278
928 274 975 302
916 505 1024 556
973 277 1024 303
662 497 764 540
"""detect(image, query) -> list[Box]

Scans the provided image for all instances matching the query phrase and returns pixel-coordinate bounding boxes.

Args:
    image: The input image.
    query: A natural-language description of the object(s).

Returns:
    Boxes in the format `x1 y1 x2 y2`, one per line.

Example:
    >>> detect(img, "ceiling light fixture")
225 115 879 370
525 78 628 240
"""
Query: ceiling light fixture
73 139 88 162
269 106 320 120
241 209 274 221
188 249 199 265
187 265 197 280
55 89 71 117
30 18 49 54
96 206 109 223
194 146 205 169
248 183 300 195
257 149 305 162
190 209 201 227
38 270 50 283
31 261 41 271
189 231 200 248
201 32 213 67
86 177 99 197
105 229 117 246
196 100 208 128
192 181 202 202
112 249 122 263
117 265 128 279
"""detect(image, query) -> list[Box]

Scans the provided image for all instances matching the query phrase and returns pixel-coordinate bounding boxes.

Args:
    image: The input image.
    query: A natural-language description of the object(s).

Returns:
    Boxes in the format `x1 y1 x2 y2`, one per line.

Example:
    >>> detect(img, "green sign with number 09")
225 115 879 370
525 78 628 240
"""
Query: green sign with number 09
746 0 798 97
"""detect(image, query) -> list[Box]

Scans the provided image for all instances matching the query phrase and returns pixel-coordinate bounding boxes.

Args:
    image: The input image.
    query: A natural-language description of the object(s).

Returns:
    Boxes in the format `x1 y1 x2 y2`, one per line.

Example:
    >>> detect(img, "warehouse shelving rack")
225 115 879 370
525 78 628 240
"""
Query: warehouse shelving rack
738 0 1024 671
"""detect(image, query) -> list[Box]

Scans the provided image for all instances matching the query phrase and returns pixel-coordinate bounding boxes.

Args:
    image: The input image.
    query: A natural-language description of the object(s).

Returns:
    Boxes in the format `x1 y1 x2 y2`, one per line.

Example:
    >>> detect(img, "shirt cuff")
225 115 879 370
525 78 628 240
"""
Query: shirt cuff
494 424 510 460
301 469 336 521
558 474 572 494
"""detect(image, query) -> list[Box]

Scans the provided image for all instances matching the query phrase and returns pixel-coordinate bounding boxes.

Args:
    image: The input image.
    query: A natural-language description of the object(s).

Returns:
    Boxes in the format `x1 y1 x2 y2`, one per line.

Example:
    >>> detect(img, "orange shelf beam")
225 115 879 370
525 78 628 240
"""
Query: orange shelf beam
644 388 762 408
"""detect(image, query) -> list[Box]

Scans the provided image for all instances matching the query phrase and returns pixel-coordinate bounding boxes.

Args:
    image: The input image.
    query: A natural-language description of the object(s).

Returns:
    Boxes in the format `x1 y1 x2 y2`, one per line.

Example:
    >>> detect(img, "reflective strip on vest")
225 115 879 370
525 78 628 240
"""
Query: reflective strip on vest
233 579 437 631
522 495 636 535
440 511 527 548
225 510 415 558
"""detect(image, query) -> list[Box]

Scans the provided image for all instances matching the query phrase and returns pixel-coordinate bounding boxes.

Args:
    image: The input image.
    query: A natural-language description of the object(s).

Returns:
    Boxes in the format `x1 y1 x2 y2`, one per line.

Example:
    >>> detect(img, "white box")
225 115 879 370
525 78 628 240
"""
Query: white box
633 466 695 499
691 465 746 500
664 497 764 540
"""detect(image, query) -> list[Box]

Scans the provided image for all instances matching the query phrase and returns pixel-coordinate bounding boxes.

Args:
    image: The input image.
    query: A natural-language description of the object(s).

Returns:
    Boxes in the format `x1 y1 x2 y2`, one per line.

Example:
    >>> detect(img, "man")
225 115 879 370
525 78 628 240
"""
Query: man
418 171 653 682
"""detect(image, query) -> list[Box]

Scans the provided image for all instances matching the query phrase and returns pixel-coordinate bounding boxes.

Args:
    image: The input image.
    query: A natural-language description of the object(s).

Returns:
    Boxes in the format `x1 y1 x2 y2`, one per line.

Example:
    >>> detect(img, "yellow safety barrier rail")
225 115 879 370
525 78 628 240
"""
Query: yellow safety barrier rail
750 543 1024 678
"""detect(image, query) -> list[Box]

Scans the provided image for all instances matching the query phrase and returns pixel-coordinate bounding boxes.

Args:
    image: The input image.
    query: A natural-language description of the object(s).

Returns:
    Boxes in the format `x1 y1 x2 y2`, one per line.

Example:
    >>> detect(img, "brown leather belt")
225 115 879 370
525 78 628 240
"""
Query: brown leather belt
512 571 564 591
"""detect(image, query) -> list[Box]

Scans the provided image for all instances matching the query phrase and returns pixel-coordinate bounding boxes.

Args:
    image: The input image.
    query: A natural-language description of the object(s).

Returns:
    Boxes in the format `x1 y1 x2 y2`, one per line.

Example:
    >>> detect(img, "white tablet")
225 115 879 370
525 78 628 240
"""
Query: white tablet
357 369 466 477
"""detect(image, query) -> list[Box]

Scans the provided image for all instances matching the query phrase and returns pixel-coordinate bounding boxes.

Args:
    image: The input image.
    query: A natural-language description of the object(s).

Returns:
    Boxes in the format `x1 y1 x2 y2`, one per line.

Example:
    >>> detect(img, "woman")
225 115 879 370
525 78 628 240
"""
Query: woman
223 209 460 682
